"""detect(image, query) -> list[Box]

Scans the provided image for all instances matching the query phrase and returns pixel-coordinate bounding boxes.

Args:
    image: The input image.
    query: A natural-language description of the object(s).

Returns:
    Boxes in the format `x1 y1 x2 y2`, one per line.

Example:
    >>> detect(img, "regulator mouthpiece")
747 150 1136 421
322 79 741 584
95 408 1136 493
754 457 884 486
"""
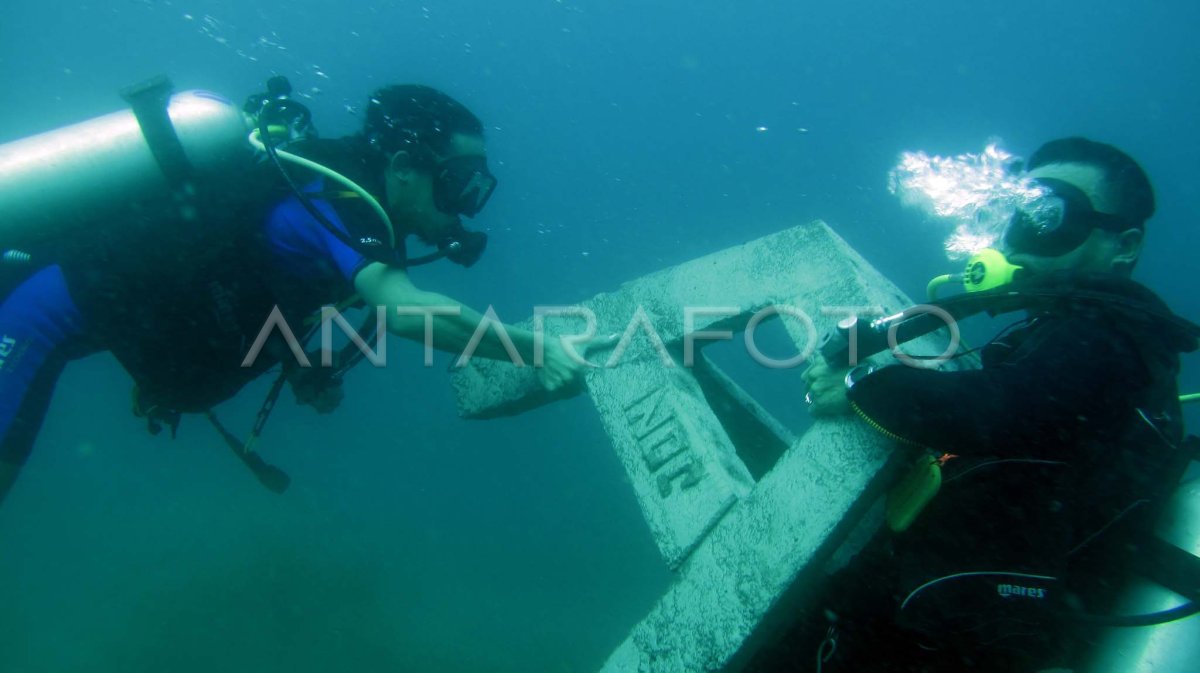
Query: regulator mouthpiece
962 248 1022 293
926 248 1023 299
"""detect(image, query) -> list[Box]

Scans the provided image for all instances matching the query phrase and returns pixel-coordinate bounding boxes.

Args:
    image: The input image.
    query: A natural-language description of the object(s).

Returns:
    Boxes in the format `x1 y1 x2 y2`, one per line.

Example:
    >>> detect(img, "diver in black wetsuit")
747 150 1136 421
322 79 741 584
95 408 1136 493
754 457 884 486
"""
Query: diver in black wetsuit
0 83 586 508
763 138 1194 672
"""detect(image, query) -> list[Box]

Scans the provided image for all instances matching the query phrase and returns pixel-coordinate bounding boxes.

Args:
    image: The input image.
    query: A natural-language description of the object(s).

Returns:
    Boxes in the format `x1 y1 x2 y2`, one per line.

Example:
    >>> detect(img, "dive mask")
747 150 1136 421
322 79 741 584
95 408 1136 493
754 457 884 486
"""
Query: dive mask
1002 177 1137 257
433 155 497 217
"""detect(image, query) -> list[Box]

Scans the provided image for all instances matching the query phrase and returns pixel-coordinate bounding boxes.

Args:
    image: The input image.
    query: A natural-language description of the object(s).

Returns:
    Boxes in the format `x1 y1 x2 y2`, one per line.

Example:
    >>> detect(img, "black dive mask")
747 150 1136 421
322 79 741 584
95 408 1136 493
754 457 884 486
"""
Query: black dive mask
433 155 497 217
1002 177 1137 257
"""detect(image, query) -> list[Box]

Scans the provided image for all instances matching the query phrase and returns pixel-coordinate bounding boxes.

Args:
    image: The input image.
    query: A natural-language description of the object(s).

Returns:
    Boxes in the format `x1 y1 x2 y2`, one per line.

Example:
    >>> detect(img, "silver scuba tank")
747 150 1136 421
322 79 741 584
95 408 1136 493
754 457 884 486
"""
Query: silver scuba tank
0 85 253 250
1083 476 1200 673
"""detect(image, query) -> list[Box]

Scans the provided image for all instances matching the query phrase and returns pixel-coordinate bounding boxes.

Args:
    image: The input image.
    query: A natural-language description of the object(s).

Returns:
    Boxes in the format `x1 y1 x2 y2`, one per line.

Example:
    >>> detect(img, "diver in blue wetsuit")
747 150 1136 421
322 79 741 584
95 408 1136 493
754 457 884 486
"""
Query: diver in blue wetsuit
748 138 1196 672
0 82 585 507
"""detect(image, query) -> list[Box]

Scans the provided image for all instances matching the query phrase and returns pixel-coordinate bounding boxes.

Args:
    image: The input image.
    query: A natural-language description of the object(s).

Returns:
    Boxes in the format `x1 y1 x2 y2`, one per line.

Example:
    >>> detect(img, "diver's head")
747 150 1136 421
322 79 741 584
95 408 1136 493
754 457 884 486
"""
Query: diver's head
1003 138 1153 277
364 85 497 244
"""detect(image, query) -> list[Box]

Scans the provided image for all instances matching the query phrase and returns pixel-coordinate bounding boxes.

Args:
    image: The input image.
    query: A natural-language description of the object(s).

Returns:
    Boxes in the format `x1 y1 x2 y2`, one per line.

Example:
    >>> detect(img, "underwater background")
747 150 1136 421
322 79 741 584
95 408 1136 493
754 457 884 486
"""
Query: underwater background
1 1 1198 671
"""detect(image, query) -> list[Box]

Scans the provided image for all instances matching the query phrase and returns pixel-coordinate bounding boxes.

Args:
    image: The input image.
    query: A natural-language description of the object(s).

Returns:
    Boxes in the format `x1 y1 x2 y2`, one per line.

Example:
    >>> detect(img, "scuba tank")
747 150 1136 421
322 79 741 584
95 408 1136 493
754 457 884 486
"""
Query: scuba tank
0 74 486 267
0 77 254 251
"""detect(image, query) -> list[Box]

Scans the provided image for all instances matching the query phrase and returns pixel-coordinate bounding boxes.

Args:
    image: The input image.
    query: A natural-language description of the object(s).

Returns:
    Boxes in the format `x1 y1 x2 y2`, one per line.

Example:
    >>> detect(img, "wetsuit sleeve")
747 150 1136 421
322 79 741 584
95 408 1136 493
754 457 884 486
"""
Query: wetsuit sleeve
846 316 1151 457
265 195 371 283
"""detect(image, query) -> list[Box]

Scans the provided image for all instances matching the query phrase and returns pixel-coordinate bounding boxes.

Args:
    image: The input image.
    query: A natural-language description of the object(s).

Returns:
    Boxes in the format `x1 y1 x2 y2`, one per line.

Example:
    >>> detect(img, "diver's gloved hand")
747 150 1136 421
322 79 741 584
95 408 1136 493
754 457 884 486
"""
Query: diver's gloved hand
801 358 853 417
288 368 344 414
441 228 488 267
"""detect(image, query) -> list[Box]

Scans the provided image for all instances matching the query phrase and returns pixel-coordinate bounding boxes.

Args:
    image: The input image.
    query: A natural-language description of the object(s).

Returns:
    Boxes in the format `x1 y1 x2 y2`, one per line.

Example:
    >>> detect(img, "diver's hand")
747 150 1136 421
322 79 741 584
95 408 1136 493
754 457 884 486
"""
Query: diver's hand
801 358 853 417
289 369 344 414
535 334 618 392
537 338 585 392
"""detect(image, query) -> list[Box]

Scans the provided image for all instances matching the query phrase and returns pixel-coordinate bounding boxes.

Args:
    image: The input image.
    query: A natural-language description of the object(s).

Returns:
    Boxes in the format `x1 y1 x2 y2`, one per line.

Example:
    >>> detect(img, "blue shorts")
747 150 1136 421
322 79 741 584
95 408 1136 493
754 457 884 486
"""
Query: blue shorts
0 265 97 466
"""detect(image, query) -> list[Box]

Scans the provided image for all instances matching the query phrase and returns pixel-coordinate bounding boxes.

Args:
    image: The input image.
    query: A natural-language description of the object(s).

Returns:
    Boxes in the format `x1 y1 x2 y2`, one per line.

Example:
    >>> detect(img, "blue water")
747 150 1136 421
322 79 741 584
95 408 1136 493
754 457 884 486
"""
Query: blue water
2 2 1198 671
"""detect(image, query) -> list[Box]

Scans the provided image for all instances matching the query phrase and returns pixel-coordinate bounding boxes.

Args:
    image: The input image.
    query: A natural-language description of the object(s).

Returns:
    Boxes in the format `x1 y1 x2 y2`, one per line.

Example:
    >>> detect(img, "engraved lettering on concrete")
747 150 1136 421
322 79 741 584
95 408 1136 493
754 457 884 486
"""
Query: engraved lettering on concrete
624 389 685 473
594 361 749 567
623 388 710 500
656 458 706 498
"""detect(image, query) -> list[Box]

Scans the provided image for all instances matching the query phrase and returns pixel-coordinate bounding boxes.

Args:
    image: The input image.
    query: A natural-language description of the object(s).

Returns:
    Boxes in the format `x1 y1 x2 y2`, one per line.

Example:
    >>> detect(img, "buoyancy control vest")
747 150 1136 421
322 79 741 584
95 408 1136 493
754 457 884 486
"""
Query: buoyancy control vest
890 277 1194 656
65 136 392 415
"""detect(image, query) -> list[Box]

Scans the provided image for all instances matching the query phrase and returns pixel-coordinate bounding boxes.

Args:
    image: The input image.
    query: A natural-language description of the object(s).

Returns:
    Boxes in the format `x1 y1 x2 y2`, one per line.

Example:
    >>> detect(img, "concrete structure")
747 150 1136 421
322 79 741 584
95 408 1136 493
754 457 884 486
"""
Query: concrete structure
451 221 960 672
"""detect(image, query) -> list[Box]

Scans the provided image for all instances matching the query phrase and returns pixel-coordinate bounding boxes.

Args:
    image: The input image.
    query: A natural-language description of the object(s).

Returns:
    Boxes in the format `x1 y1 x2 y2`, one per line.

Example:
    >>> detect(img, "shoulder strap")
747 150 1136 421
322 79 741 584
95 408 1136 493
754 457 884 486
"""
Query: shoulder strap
121 76 193 189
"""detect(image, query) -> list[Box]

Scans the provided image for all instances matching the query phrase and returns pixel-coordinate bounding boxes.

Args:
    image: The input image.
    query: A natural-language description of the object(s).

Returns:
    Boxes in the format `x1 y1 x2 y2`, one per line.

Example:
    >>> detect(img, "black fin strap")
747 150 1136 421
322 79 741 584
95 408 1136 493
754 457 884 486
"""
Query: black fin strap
206 408 291 495
204 371 291 495
248 369 290 443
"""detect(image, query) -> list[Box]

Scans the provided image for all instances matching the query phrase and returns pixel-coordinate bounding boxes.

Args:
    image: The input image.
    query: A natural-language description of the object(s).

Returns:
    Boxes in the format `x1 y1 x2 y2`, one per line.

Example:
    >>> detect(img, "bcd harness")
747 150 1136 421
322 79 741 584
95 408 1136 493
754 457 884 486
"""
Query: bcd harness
826 274 1200 629
115 78 428 493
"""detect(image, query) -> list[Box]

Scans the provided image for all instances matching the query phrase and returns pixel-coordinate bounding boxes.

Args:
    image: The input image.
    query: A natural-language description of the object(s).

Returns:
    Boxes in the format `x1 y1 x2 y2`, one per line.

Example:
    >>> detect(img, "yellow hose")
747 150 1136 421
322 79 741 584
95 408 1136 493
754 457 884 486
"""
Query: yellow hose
926 274 958 301
248 129 395 248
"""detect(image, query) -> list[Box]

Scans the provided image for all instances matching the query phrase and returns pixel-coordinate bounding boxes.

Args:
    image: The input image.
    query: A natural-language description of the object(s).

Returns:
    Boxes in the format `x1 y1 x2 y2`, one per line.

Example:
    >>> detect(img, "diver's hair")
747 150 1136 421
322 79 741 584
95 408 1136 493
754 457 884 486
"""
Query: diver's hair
363 85 483 162
1028 137 1155 226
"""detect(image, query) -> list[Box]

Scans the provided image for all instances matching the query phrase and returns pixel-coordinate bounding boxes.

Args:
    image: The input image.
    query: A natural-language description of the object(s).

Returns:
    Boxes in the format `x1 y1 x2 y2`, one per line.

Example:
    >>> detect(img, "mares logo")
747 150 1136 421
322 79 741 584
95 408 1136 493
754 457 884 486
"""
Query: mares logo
996 583 1047 600
0 335 16 371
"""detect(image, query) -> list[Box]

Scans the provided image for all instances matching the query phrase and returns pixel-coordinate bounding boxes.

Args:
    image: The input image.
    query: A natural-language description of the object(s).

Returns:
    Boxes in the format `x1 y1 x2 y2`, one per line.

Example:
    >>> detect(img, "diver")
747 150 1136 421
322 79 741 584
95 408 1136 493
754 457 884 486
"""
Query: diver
760 138 1194 671
0 79 586 508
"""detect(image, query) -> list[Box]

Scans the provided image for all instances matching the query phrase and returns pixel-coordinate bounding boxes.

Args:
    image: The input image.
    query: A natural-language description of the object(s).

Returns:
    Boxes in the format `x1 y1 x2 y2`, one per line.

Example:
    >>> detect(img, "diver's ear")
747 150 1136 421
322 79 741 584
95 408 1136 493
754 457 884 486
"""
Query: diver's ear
1111 227 1144 273
387 151 417 183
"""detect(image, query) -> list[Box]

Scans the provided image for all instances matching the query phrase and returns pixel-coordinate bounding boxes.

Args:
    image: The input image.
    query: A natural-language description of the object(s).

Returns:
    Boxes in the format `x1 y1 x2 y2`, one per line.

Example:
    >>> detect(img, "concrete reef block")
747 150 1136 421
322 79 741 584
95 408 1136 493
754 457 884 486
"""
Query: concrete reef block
451 221 912 420
592 225 961 672
599 422 894 673
449 220 962 671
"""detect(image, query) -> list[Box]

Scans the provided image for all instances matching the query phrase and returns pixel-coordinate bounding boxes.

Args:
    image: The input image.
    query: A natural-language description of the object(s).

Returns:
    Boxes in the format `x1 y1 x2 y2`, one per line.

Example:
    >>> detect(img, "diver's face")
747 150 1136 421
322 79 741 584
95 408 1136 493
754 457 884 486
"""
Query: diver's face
1003 161 1143 276
385 133 488 244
